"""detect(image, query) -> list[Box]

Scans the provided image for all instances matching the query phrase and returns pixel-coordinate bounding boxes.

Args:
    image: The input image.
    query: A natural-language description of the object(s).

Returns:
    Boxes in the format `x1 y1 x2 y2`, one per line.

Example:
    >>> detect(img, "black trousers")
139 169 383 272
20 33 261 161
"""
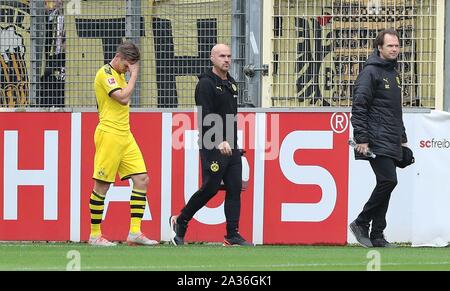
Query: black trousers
355 155 398 239
179 149 242 236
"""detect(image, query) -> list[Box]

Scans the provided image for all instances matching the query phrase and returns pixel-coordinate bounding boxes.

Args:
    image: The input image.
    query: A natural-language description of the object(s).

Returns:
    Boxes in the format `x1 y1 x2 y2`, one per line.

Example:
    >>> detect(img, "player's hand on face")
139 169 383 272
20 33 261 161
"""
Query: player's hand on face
128 61 140 75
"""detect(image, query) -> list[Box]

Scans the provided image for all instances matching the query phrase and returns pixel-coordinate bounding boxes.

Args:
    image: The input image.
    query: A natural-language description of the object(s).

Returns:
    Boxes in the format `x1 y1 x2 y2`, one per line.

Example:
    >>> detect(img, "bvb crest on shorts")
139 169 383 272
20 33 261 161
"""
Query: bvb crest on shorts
210 161 220 173
0 0 30 108
98 168 106 177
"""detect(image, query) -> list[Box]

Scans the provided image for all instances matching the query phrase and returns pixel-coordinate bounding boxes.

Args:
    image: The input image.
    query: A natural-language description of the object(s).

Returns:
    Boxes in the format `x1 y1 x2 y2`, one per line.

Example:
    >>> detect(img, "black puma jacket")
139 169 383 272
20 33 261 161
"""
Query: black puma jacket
195 68 239 150
351 50 407 160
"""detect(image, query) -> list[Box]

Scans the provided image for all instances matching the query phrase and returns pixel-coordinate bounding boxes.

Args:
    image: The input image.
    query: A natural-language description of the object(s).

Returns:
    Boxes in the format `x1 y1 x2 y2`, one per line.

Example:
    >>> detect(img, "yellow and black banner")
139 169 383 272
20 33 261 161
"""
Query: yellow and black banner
272 0 435 107
0 0 30 107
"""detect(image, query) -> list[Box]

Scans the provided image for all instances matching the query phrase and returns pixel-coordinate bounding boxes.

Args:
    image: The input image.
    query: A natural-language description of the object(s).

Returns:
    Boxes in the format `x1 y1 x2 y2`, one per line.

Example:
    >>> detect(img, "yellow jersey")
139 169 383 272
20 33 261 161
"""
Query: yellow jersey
94 64 130 135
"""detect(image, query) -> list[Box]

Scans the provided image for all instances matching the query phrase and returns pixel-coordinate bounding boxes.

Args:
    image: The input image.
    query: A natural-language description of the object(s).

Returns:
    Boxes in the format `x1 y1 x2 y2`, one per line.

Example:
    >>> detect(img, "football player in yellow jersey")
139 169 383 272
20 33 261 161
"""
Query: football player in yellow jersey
88 41 157 246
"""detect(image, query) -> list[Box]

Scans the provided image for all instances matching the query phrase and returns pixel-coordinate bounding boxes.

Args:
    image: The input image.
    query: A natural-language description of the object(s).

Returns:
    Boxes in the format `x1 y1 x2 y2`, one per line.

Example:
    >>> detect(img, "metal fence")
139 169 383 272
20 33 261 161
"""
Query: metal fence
271 0 437 108
0 0 440 109
1 0 246 109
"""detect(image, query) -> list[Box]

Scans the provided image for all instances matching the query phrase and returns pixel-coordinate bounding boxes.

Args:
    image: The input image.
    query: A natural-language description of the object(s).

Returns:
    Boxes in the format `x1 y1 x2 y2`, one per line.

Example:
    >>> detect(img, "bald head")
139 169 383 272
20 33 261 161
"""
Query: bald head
211 44 230 56
210 44 231 78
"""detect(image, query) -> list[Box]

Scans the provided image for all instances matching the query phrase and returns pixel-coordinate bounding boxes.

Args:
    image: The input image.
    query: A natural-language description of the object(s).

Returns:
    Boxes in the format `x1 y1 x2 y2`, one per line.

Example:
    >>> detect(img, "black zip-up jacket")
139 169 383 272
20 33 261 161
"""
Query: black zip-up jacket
351 50 407 161
195 68 239 150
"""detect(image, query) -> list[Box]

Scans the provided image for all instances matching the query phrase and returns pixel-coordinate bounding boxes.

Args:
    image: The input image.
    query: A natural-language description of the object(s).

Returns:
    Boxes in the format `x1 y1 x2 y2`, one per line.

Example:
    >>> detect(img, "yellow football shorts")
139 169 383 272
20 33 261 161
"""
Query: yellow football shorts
93 128 147 183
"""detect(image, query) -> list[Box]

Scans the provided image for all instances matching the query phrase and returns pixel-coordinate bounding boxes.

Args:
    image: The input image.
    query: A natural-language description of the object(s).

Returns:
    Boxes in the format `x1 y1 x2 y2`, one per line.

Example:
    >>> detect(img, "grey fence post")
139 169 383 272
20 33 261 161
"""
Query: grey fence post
232 0 246 106
126 0 141 106
30 0 46 106
445 1 450 112
244 0 264 108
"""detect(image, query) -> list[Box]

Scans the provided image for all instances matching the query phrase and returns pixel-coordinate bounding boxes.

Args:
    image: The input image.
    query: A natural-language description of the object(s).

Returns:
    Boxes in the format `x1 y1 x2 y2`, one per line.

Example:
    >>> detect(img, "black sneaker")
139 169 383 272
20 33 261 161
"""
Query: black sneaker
169 215 187 246
371 237 397 248
349 220 373 248
223 233 254 246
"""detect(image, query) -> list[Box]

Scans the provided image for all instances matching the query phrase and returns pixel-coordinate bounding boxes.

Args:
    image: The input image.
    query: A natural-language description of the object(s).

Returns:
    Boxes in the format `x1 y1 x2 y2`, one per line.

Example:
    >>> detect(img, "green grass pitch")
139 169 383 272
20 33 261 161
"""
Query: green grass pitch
1 242 450 271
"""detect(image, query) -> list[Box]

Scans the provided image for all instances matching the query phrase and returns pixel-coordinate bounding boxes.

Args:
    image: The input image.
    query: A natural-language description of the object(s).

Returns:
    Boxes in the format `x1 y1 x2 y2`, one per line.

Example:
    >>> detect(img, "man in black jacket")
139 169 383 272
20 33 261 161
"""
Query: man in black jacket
349 29 408 248
169 44 252 246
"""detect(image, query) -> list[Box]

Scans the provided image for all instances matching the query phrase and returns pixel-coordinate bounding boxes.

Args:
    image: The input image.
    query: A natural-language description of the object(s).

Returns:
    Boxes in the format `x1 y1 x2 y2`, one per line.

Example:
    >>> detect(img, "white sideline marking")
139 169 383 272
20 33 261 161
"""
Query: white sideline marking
2 261 450 271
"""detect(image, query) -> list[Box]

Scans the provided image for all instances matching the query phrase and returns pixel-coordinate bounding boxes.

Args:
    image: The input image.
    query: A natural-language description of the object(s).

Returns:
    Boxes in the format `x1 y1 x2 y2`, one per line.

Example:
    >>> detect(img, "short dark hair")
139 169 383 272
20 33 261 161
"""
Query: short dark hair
116 41 140 63
373 29 400 49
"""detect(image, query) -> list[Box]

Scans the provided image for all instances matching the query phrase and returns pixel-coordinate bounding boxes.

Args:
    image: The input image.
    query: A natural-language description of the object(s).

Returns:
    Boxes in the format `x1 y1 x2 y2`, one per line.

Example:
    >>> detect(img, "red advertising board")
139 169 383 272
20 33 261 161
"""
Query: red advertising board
0 113 71 240
0 112 350 244
263 113 349 244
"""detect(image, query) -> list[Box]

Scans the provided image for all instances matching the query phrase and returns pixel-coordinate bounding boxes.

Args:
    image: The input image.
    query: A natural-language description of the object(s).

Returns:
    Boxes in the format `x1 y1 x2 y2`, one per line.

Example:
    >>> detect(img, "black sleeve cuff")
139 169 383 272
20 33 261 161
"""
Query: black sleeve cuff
108 88 122 97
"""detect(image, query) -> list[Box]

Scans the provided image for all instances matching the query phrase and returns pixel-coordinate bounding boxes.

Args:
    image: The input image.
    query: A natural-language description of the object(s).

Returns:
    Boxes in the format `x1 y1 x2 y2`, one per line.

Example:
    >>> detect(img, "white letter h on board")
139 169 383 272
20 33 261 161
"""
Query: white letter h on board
3 131 58 220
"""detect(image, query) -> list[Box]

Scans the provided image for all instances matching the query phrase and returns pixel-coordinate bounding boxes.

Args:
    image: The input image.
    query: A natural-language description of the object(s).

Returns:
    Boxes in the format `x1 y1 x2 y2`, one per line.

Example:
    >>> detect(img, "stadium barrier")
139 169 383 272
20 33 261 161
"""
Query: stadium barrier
1 110 449 246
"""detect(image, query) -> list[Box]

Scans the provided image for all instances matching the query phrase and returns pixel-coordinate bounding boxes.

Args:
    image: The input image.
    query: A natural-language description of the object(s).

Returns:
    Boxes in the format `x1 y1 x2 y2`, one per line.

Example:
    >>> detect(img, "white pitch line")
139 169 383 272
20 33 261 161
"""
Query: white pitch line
2 261 450 271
